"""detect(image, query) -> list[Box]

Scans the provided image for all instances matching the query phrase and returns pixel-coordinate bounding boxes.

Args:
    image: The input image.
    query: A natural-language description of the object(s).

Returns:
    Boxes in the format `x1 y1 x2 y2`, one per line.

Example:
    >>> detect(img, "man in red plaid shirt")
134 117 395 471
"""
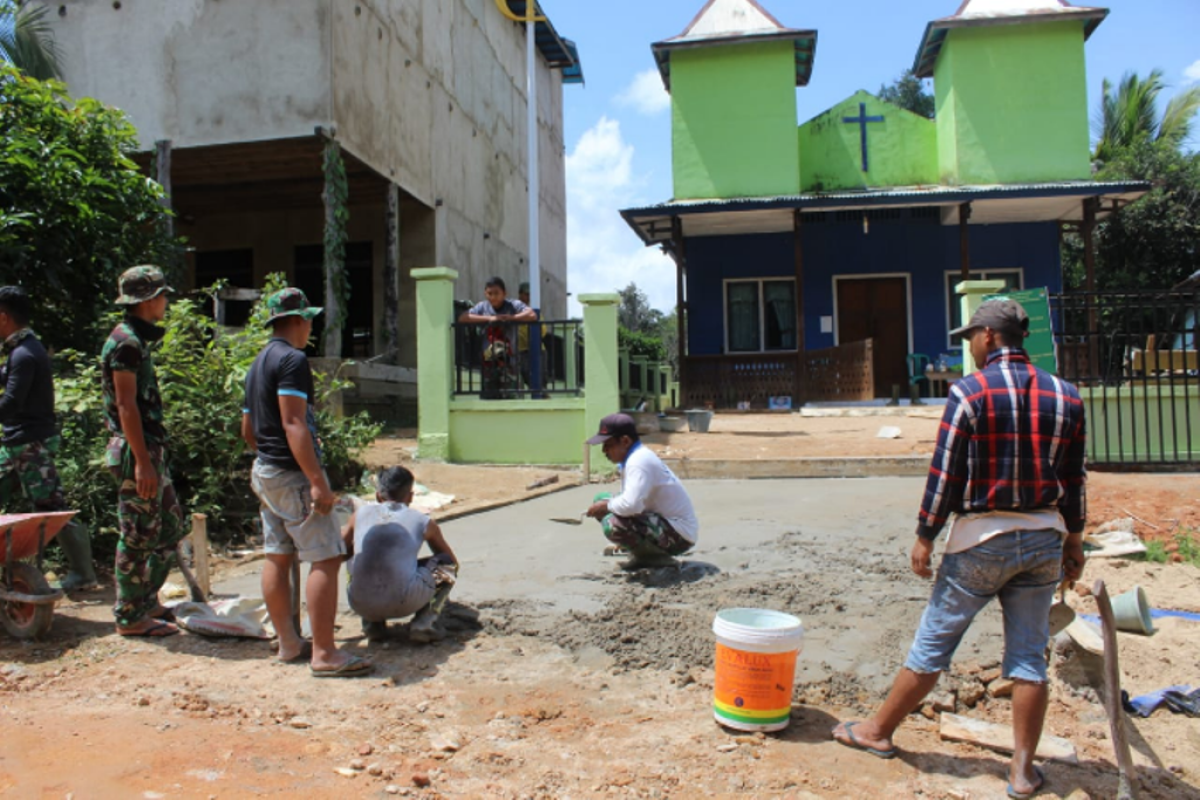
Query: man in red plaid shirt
833 299 1087 800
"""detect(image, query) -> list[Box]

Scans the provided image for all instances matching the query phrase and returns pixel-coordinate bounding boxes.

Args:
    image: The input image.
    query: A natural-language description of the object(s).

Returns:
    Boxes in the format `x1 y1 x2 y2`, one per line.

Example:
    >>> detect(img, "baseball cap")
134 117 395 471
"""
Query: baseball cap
115 265 174 306
949 298 1030 341
586 413 638 445
263 287 323 326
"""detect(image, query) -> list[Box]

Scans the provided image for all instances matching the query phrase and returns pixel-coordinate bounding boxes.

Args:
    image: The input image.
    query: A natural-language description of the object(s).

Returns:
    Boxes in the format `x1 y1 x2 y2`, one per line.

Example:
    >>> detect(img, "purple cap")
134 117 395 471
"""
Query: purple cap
586 413 638 445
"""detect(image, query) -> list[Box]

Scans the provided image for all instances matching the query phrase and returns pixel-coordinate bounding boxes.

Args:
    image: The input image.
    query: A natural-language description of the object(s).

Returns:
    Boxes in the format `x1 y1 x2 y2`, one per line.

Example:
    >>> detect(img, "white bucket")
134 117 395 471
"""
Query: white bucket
711 608 804 732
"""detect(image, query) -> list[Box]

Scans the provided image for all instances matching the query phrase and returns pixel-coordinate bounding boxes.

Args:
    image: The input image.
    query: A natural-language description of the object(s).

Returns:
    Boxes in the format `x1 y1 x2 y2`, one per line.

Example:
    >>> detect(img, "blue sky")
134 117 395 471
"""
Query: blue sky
545 0 1200 315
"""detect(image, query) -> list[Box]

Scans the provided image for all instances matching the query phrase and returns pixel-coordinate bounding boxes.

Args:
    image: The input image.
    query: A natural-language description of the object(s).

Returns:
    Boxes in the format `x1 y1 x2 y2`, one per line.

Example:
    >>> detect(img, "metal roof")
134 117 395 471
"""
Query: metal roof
652 0 817 90
620 181 1149 245
504 1 584 85
913 0 1108 78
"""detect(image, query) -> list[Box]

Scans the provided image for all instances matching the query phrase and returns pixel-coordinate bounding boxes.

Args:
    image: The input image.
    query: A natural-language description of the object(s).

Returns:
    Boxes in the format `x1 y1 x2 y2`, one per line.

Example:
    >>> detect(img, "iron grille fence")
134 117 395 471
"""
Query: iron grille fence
452 319 583 399
1050 290 1198 468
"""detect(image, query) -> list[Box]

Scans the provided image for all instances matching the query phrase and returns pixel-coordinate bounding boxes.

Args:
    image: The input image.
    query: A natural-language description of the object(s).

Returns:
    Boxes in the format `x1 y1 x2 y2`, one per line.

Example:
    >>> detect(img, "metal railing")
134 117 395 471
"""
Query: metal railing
452 319 583 399
1051 290 1199 468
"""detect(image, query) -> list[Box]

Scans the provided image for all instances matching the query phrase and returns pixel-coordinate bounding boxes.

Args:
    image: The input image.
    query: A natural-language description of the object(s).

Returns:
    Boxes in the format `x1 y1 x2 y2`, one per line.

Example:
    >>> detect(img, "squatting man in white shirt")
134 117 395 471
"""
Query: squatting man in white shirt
584 413 699 570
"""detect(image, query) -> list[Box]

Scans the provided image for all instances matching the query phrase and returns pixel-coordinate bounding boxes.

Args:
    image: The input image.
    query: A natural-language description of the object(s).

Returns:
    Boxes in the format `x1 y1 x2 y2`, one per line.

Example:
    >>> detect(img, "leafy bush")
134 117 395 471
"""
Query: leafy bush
619 327 667 362
0 65 179 353
53 274 382 556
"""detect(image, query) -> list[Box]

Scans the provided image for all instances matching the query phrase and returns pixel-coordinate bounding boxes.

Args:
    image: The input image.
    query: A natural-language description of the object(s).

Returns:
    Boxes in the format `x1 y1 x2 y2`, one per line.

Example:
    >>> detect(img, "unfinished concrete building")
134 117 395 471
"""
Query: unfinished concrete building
49 0 581 407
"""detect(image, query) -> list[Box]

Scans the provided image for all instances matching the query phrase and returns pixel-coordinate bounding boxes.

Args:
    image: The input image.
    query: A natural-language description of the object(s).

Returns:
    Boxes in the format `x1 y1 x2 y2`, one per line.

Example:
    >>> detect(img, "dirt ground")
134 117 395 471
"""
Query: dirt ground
3 414 1199 799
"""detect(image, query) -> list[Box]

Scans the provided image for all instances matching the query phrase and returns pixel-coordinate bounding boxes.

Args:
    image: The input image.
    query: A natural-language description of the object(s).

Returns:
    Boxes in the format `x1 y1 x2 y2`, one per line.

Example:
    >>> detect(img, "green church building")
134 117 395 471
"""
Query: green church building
621 0 1147 406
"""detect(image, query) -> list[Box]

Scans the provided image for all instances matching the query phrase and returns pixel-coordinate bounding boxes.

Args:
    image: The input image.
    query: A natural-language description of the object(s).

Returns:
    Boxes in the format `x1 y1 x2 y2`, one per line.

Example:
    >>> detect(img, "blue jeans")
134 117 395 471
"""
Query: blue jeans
905 529 1063 683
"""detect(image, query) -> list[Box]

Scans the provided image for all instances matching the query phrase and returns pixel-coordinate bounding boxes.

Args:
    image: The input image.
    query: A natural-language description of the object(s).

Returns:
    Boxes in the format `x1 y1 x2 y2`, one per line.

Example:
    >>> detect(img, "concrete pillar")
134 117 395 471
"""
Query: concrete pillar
413 267 459 460
581 293 620 471
564 324 579 391
955 279 1006 378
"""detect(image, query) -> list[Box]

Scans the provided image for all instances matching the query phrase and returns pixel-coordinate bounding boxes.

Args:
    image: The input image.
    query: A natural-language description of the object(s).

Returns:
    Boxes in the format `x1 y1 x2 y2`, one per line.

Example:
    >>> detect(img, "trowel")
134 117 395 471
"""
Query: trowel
1049 581 1075 636
550 512 587 526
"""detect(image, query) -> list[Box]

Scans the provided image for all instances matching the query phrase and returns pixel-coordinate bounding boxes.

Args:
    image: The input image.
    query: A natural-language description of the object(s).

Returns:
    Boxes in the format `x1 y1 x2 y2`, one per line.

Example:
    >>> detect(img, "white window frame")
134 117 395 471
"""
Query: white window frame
943 268 1025 349
830 272 915 355
722 277 799 354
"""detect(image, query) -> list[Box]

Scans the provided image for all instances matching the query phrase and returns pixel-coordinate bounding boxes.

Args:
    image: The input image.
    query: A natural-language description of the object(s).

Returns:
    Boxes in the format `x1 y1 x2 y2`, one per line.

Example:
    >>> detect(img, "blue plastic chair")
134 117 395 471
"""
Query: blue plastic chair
907 353 931 397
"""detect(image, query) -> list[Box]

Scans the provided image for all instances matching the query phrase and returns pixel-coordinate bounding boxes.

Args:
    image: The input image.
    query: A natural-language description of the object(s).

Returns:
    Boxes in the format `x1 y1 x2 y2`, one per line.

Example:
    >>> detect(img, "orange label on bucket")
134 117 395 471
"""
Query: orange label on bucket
713 643 797 716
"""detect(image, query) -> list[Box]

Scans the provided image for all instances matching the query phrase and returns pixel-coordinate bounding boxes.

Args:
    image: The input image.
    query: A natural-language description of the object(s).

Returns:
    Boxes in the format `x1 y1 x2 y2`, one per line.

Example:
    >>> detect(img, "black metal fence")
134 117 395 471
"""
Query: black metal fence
1050 290 1199 469
452 319 584 399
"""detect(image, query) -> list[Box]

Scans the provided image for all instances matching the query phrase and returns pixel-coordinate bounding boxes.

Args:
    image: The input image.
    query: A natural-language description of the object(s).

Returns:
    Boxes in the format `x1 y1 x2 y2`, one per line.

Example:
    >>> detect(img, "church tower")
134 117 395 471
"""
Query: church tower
914 0 1107 185
653 0 817 200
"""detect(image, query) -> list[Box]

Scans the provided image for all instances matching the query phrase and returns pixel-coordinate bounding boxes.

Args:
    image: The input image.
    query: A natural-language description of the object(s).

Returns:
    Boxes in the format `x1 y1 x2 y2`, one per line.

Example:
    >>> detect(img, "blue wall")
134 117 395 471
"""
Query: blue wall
685 216 1061 360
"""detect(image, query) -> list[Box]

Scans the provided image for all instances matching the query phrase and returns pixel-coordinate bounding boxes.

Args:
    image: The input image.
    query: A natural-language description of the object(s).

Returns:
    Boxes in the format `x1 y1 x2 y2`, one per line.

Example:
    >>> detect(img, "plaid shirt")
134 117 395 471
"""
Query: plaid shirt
917 348 1087 539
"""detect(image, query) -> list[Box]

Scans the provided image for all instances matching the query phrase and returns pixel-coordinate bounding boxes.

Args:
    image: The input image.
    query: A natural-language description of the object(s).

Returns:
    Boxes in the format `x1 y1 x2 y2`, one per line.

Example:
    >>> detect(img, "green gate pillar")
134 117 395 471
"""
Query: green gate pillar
581 293 620 470
955 279 1006 378
413 267 459 460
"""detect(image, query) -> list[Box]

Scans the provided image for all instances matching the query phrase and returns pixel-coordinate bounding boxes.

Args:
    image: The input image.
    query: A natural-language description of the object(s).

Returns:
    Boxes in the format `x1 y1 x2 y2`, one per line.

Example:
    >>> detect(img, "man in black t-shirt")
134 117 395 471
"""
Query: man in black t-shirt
0 286 97 591
242 288 372 678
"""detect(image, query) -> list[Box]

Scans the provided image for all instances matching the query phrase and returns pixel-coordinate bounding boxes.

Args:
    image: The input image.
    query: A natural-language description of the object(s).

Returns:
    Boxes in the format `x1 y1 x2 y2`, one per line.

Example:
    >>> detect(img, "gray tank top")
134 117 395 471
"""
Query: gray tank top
347 502 435 620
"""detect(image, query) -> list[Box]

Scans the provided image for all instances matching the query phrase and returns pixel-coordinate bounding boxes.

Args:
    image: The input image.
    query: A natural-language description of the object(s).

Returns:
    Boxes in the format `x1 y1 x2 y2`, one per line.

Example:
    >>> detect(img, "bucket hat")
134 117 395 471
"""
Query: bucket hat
263 287 323 326
115 265 174 306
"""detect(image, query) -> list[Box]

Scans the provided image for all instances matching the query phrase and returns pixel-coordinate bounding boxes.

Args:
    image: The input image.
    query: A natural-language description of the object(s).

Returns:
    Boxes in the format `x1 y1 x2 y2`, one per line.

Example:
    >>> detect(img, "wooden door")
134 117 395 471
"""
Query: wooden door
836 277 909 397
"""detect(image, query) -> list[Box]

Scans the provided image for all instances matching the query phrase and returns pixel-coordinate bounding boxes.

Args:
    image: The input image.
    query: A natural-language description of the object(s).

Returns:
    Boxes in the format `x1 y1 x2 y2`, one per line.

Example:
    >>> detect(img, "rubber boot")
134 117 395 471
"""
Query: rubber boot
55 521 98 591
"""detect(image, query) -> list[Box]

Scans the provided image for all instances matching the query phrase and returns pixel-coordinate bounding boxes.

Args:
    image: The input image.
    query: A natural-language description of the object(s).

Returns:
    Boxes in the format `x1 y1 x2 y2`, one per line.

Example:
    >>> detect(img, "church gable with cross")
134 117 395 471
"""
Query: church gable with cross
798 90 938 192
621 0 1148 407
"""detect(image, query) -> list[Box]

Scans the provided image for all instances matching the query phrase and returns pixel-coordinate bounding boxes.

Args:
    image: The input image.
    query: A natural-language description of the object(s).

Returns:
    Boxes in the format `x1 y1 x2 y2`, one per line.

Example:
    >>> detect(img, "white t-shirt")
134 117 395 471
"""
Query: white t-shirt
944 508 1067 555
607 443 699 543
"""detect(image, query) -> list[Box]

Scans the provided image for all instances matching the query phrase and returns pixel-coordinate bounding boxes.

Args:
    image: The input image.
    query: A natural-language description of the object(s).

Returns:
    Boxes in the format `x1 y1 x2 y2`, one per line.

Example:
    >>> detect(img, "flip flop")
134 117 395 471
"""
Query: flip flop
310 654 374 679
118 619 180 638
833 721 897 759
1007 765 1045 800
275 640 313 665
151 606 177 623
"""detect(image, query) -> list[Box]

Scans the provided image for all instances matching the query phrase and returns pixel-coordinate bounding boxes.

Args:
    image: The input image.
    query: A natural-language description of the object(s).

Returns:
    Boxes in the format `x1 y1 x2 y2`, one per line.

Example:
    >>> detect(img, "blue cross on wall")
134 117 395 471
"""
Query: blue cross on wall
843 102 884 172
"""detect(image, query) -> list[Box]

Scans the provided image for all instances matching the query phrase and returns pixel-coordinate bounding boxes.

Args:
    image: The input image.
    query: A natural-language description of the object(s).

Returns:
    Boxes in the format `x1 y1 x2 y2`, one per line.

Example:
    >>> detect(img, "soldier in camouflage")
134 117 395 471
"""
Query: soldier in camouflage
101 266 185 637
0 286 98 590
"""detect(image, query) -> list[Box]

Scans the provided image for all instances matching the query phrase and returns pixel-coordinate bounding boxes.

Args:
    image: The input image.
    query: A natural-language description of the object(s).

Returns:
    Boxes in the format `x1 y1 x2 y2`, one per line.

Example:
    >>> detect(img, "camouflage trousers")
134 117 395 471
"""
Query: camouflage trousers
106 437 185 627
594 492 692 556
0 435 69 513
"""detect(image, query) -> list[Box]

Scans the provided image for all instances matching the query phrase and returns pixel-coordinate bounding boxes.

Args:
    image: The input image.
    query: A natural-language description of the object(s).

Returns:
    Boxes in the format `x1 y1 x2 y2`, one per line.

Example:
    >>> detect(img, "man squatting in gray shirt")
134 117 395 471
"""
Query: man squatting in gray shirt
341 466 459 643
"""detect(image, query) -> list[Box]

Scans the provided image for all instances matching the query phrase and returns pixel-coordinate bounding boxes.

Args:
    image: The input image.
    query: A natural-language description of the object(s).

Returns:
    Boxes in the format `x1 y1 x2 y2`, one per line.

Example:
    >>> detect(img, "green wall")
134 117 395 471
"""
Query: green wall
934 21 1091 185
448 398 586 465
671 41 800 199
798 90 937 192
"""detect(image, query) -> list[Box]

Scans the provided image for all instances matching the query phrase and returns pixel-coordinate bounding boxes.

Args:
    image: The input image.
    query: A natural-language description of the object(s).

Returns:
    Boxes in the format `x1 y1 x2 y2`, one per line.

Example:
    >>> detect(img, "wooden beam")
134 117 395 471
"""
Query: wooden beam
322 138 344 358
155 139 173 239
793 209 806 405
383 183 401 364
958 202 972 280
672 216 687 407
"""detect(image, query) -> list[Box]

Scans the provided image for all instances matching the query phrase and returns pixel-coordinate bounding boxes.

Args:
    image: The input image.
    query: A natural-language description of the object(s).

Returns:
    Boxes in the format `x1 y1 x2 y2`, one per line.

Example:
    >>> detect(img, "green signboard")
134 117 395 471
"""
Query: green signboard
984 287 1057 374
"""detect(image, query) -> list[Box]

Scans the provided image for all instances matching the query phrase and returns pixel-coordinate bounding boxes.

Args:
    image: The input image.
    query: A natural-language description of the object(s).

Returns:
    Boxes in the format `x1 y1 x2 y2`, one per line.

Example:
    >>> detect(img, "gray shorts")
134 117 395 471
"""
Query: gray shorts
250 460 344 563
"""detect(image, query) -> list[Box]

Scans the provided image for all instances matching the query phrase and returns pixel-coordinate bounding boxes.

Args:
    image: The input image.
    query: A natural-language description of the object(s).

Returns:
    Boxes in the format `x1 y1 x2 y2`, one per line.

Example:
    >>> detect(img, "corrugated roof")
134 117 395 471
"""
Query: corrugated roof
504 1 585 85
652 0 817 90
620 180 1149 245
913 0 1108 78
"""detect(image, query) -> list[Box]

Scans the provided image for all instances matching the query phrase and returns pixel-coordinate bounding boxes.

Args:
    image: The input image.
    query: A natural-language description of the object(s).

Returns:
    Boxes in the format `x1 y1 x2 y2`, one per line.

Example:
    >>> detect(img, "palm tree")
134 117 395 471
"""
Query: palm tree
0 1 62 81
1093 70 1200 163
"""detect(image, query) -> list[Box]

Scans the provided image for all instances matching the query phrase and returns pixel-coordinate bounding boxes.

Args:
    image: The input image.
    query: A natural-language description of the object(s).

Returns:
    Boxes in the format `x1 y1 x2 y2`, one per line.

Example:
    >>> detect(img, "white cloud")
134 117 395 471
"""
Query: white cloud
614 69 671 116
565 116 676 317
1185 60 1200 85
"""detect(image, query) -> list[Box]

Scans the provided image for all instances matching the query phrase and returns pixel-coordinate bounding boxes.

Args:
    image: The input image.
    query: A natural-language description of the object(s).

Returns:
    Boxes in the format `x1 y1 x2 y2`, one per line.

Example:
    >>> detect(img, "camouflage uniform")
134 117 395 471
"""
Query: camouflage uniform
0 329 70 513
592 491 693 556
101 266 184 627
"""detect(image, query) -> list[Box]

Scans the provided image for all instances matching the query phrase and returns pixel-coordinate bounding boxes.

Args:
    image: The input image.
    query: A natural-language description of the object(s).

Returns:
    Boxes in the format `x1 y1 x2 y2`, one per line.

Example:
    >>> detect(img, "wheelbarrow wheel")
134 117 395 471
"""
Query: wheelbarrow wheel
1 562 54 640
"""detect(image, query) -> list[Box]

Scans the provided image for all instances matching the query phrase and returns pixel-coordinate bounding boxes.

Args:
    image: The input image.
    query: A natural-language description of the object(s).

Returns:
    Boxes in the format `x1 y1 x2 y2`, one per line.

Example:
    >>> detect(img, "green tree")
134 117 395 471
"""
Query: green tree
1063 137 1200 292
617 281 663 334
1093 70 1200 165
0 65 177 352
878 69 935 119
0 0 61 80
